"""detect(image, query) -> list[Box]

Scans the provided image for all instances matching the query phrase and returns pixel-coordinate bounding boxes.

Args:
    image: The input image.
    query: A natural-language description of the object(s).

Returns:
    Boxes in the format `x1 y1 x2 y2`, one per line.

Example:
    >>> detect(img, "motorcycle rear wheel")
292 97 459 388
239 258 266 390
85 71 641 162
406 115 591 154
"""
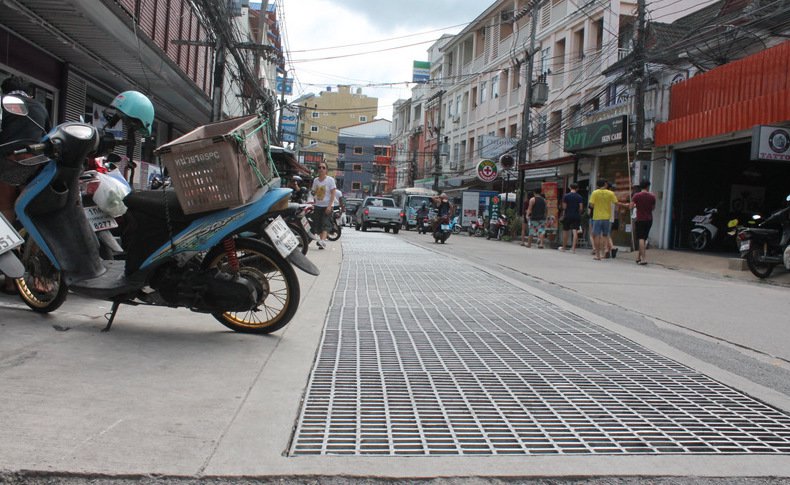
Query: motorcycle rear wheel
15 230 68 313
204 238 300 334
746 246 776 279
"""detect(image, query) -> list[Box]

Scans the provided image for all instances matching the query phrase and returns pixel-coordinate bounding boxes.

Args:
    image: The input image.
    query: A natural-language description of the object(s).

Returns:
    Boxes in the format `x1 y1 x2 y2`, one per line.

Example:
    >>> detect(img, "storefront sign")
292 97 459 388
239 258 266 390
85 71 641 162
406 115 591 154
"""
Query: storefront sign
412 61 430 83
564 115 627 152
477 159 498 182
751 125 790 161
480 135 519 159
489 195 501 225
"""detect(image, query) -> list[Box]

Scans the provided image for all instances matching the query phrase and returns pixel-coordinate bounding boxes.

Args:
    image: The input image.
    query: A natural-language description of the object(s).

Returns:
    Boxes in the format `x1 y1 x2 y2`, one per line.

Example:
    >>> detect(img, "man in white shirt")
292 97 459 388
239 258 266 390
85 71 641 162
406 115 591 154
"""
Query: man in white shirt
310 163 336 249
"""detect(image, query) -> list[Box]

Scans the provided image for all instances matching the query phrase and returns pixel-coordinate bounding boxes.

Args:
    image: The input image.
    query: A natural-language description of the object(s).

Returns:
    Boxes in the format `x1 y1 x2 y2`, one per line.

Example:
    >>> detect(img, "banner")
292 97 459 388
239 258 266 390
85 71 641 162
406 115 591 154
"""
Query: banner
542 181 558 230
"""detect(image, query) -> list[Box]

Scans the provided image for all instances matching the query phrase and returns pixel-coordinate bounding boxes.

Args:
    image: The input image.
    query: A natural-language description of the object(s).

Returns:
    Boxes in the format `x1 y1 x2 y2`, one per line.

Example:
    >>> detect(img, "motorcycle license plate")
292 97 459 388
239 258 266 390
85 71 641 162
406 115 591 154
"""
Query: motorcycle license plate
441 224 450 230
0 213 23 255
739 240 750 252
300 215 318 240
84 206 119 232
692 215 707 223
264 216 299 257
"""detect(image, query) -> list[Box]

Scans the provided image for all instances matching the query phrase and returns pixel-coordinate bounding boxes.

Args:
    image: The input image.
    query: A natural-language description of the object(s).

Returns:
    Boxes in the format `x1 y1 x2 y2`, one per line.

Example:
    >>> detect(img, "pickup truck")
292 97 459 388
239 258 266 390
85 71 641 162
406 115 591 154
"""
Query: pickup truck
355 196 401 233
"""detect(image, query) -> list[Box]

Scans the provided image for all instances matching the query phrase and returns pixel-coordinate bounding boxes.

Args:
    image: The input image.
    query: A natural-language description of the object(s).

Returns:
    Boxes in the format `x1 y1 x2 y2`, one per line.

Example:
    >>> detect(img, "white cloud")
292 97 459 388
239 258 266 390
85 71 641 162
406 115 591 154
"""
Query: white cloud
280 0 483 120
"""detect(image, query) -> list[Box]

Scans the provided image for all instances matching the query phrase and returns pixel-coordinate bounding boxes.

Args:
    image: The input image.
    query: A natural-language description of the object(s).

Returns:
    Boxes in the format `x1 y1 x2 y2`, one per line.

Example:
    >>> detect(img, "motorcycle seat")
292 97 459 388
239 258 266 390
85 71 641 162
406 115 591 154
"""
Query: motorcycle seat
123 189 204 223
747 227 780 236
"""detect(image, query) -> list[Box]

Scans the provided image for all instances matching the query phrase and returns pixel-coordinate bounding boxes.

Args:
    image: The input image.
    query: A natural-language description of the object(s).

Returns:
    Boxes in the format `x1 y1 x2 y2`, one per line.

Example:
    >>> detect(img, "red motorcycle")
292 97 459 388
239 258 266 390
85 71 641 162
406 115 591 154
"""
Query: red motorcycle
468 216 485 237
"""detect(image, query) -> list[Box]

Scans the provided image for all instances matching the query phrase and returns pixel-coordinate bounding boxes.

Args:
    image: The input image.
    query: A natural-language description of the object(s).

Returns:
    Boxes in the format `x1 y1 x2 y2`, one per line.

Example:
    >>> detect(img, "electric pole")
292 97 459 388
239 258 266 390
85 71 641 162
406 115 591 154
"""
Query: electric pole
277 69 288 144
431 90 445 193
516 0 540 217
633 0 647 152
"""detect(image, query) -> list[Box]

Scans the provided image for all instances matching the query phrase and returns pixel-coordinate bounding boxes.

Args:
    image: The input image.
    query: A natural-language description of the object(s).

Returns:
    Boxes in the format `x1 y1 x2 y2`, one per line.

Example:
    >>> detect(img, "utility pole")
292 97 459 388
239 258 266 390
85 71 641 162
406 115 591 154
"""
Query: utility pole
633 0 647 152
211 38 226 122
430 90 445 193
277 69 287 144
516 1 540 217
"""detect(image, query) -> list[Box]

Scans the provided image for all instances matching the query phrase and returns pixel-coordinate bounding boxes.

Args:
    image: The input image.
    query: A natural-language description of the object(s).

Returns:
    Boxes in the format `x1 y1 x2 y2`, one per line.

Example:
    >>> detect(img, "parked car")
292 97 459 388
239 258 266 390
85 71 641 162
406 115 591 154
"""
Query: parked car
344 197 363 227
355 196 401 233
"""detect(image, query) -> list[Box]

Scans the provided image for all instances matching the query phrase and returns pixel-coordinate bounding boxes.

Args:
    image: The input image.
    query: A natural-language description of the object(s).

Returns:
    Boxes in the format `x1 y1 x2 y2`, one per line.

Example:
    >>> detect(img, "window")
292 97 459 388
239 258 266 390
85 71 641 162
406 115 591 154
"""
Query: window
353 164 362 172
352 182 361 190
311 111 320 118
359 115 367 122
471 86 478 108
374 146 388 156
540 47 551 75
480 81 487 103
536 113 548 141
311 126 319 133
354 146 363 155
491 75 499 99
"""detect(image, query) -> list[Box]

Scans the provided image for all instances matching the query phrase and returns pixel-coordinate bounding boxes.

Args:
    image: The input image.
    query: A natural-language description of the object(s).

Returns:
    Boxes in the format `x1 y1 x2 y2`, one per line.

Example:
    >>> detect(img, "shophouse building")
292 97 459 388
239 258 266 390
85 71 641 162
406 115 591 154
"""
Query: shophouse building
295 85 378 177
338 119 393 198
396 0 710 238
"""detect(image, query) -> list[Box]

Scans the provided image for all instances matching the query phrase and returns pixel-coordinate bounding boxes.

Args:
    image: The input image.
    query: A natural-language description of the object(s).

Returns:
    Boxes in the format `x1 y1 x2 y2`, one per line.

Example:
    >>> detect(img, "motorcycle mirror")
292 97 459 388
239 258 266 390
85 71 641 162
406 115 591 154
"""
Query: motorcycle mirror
1 95 29 116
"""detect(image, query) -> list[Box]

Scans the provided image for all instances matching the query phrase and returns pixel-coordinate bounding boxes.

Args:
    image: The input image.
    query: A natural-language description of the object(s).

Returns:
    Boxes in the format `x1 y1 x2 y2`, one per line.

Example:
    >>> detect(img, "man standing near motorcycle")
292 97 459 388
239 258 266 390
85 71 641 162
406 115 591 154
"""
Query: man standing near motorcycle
310 163 336 249
631 180 656 265
0 76 51 294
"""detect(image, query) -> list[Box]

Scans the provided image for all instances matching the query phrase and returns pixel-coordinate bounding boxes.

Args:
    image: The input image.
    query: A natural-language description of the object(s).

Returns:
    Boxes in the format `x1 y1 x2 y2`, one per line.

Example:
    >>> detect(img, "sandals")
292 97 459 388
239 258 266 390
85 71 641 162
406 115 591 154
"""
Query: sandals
638 260 648 265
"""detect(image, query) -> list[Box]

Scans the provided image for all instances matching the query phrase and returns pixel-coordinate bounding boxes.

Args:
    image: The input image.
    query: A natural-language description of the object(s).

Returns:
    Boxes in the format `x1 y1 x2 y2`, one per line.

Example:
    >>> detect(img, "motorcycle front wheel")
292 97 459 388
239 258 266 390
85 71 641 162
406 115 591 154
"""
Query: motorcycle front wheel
203 238 300 334
15 229 69 313
746 245 776 279
689 229 710 251
327 221 341 241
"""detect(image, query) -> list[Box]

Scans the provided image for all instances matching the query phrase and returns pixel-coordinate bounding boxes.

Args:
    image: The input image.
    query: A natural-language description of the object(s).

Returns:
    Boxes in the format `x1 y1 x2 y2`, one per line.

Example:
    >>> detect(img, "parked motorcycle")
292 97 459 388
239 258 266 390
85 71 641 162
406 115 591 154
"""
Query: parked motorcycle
327 208 342 241
487 213 509 240
433 215 452 244
736 194 790 279
468 216 485 237
0 93 318 334
451 215 461 234
689 207 738 251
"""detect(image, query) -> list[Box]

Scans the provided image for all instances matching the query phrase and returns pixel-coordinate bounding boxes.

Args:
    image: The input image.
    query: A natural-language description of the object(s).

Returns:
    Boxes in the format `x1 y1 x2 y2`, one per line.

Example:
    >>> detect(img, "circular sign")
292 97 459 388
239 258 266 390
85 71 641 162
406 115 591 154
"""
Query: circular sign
499 154 515 169
477 159 498 182
768 129 790 154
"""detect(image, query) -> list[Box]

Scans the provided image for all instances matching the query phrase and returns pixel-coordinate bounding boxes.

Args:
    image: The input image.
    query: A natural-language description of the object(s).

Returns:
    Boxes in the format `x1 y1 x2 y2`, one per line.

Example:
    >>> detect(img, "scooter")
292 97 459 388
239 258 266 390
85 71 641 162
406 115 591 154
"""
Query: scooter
487 213 509 240
736 194 790 279
689 207 737 251
327 207 342 241
433 215 452 244
451 215 461 234
0 94 318 334
468 216 485 237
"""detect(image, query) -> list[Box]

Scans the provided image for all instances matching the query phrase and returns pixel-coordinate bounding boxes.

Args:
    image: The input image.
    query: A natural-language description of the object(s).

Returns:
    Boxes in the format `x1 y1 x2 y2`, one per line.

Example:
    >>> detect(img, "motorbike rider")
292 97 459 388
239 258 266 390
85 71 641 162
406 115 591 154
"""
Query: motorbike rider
432 193 453 232
289 176 304 203
333 189 347 226
416 201 430 234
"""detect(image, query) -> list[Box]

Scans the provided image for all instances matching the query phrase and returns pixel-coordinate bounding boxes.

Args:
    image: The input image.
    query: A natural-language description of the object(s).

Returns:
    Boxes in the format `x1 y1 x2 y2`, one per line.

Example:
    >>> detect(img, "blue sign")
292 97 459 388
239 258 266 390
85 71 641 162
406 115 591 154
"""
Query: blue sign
276 76 293 95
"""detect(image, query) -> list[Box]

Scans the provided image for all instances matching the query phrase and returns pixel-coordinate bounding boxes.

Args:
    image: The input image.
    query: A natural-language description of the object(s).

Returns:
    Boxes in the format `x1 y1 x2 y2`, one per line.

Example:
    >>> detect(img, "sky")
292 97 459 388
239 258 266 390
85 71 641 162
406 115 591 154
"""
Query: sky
279 0 486 120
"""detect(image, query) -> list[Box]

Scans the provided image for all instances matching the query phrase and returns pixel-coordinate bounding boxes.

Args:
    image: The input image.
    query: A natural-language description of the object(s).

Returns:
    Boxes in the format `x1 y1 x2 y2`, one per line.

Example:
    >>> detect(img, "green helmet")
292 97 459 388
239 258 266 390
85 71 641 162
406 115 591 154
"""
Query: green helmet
110 90 154 136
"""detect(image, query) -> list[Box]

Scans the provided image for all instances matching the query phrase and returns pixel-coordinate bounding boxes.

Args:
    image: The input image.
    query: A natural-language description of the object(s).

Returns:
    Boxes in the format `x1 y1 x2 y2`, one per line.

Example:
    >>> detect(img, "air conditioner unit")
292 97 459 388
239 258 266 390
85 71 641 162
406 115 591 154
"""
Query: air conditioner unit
501 9 514 22
449 162 458 170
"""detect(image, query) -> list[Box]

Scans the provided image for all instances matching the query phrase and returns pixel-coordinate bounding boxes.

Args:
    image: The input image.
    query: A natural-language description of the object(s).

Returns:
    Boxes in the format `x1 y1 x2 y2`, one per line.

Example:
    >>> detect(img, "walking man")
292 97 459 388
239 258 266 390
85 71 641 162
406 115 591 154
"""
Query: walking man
631 180 656 265
310 163 336 249
559 183 584 252
588 179 623 260
525 188 547 249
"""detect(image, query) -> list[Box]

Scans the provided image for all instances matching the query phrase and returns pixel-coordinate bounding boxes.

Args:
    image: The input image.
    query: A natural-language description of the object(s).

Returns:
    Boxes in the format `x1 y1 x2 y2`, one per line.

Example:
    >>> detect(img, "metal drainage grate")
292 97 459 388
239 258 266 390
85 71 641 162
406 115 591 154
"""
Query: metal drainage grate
291 235 790 455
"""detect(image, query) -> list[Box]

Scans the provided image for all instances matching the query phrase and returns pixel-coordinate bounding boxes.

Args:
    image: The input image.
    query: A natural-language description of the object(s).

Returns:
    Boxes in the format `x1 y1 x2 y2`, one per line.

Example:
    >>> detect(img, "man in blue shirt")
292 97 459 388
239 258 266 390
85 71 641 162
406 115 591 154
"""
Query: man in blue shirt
559 183 584 253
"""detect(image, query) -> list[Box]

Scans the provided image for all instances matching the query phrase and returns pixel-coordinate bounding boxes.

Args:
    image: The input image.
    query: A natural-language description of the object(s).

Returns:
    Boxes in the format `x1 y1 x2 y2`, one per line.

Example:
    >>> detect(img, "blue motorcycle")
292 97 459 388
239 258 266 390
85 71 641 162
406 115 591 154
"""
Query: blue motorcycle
0 94 317 334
